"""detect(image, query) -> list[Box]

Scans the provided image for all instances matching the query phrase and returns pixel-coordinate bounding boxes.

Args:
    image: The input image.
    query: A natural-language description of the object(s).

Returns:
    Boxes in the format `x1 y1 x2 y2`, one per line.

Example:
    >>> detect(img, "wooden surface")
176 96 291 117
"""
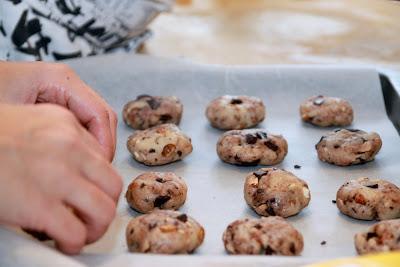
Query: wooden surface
141 0 400 72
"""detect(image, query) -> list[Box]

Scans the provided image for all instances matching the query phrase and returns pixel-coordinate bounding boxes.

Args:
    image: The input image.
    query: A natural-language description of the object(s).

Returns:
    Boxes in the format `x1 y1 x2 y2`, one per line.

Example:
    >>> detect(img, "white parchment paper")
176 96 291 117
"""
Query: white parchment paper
1 54 399 267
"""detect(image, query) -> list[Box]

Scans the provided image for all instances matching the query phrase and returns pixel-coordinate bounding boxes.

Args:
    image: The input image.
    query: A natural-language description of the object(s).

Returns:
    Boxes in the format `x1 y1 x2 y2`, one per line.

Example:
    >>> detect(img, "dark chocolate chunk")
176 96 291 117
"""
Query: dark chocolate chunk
365 184 379 189
245 134 258 144
315 136 325 149
148 223 157 230
366 232 378 241
156 178 166 183
332 200 337 204
140 183 146 188
234 155 240 161
146 98 161 110
253 170 268 179
149 148 156 153
230 99 243 105
136 94 151 100
23 229 51 241
160 114 172 122
265 141 278 151
176 214 188 223
294 165 301 169
334 144 340 149
264 246 275 255
289 243 296 254
256 131 268 139
313 96 325 106
347 129 361 133
177 150 182 157
266 205 275 216
154 195 171 208
320 241 327 245
254 224 262 230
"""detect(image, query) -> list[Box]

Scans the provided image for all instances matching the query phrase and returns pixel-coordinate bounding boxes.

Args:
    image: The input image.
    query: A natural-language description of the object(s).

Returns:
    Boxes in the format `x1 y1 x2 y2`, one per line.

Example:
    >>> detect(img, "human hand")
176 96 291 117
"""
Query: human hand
0 104 122 254
0 61 117 161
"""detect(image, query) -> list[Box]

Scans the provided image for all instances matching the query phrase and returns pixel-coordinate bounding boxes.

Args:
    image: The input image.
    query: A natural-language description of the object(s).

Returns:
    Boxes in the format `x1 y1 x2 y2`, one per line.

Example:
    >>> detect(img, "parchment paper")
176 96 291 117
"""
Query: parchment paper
2 54 399 267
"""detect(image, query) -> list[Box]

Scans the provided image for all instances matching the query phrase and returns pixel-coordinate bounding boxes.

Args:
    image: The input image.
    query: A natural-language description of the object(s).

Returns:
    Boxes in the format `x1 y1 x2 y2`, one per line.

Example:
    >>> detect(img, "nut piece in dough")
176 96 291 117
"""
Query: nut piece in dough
123 95 183 130
244 168 311 217
336 177 400 220
206 95 265 130
354 219 400 255
126 210 205 254
223 217 304 255
300 95 353 127
127 123 193 166
315 129 382 166
217 129 288 166
126 172 188 213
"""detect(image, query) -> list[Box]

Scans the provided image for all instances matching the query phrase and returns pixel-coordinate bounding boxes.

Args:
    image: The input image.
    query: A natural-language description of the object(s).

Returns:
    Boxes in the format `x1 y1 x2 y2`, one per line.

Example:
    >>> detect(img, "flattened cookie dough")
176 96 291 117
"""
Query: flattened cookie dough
300 95 353 127
123 95 183 130
244 168 310 217
126 172 188 213
206 95 265 130
127 123 193 166
316 129 382 166
217 129 288 166
354 219 400 255
336 177 400 220
126 210 205 254
223 217 304 255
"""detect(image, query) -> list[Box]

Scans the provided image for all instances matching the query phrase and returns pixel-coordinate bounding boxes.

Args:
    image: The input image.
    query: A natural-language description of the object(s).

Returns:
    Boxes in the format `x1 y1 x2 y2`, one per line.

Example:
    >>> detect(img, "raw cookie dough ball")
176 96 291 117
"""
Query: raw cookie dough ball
244 168 310 217
354 219 400 255
126 210 205 254
336 177 400 220
206 95 265 130
126 172 188 213
127 123 193 166
123 95 183 130
217 129 288 166
222 217 304 255
315 129 382 166
299 95 353 127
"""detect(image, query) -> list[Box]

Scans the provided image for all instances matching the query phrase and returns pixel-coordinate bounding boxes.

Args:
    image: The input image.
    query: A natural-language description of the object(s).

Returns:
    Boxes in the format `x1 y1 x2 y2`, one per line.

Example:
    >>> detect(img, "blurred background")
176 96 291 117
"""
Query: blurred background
140 0 400 72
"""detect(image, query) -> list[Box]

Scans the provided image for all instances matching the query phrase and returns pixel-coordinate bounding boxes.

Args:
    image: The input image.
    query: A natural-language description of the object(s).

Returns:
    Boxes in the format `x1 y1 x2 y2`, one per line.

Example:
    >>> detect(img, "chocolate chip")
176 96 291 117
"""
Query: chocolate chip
294 165 301 169
256 132 268 139
266 205 275 216
365 184 379 189
254 224 262 230
154 195 171 208
332 200 336 204
347 129 361 133
230 99 243 105
334 144 340 149
177 150 182 157
320 241 327 245
146 98 161 110
234 155 240 161
130 229 134 234
156 178 166 183
160 114 172 122
148 223 157 230
149 148 156 153
264 246 275 255
366 232 378 241
313 96 325 106
136 94 151 100
176 214 188 223
23 229 51 241
245 134 258 144
264 141 278 151
253 170 268 179
315 136 325 149
140 183 146 188
289 243 296 254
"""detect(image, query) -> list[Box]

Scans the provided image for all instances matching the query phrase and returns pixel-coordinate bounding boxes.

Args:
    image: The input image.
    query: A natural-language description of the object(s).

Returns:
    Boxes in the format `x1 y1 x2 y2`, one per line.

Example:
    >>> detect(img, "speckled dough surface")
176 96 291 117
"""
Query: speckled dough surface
222 217 304 255
354 219 400 255
244 168 311 217
206 95 265 130
127 123 193 166
125 172 188 213
126 210 205 254
123 95 183 130
299 95 353 127
217 129 288 166
315 129 382 166
336 177 400 221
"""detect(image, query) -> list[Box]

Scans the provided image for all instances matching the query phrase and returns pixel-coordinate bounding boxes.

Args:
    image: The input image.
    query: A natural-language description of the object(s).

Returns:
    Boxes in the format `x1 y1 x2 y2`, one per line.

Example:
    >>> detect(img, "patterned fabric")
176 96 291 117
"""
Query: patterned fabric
0 0 172 61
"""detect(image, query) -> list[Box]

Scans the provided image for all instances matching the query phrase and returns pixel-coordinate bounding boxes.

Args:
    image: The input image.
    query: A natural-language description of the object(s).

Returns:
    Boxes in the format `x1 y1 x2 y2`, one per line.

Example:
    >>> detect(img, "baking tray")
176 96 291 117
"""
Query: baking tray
1 54 400 267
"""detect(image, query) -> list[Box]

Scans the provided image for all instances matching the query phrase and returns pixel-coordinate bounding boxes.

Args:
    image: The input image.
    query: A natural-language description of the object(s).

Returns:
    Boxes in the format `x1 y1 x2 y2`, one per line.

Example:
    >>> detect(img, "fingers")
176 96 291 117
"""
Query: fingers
63 175 116 244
